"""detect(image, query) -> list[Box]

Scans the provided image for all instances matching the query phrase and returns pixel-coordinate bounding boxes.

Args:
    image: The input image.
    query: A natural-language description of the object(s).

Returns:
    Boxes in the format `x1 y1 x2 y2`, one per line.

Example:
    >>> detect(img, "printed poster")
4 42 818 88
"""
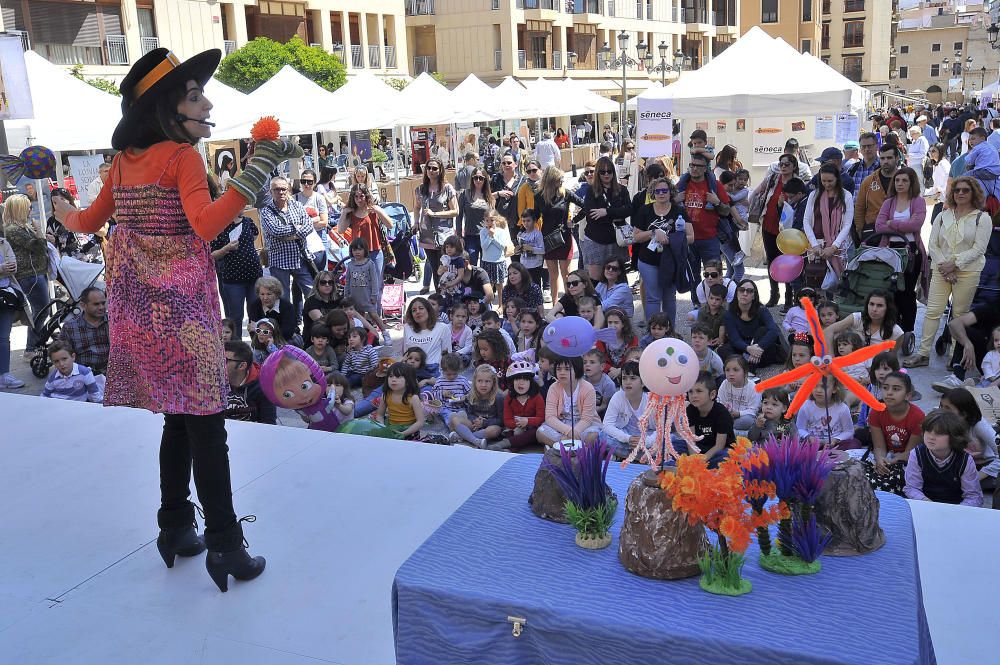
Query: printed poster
752 119 785 166
835 113 860 143
636 96 673 158
716 120 727 132
736 119 746 132
791 120 806 132
68 154 106 207
815 115 835 140
0 35 32 120
695 121 709 132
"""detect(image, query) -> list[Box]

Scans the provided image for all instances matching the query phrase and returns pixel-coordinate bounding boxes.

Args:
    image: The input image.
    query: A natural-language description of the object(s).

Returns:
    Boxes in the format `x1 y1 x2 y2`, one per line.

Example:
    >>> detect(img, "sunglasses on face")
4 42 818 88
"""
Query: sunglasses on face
584 170 595 176
427 166 440 171
566 280 582 287
318 279 335 286
256 328 273 335
271 187 288 193
472 175 485 181
704 271 719 278
526 168 539 173
599 170 613 175
953 187 972 193
653 188 670 195
605 265 621 272
502 161 514 166
300 179 314 185
737 287 755 294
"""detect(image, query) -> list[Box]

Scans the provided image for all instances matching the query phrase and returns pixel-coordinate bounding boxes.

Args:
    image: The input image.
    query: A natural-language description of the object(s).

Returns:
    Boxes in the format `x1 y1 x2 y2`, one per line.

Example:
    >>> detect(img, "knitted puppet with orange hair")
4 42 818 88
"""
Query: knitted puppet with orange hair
755 297 896 419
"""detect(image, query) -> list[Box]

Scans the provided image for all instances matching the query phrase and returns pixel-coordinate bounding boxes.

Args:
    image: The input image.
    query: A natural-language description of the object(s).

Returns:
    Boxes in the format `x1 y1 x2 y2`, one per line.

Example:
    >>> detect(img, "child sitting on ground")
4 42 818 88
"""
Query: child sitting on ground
834 331 868 409
536 355 602 450
601 361 655 461
679 371 735 468
354 358 394 418
695 284 728 349
437 236 468 311
340 326 379 388
639 312 673 348
576 296 597 327
817 300 840 329
796 375 859 450
596 307 640 382
904 410 983 507
536 346 558 399
464 296 484 335
717 355 759 434
856 350 900 440
501 360 546 452
448 364 506 449
689 324 724 384
479 310 516 354
503 297 524 339
449 304 474 366
327 372 355 424
40 341 103 403
433 352 473 427
474 328 513 391
747 387 792 444
428 293 450 325
866 371 923 494
583 349 617 418
374 362 425 439
781 286 816 335
515 310 544 356
219 318 236 343
306 325 339 384
783 332 814 398
404 347 437 391
977 325 1000 387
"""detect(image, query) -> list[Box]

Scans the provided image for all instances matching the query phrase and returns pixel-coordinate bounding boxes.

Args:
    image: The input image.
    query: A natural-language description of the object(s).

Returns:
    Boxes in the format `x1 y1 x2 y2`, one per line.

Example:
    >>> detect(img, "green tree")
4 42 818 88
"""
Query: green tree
215 36 346 94
384 72 448 91
69 64 121 96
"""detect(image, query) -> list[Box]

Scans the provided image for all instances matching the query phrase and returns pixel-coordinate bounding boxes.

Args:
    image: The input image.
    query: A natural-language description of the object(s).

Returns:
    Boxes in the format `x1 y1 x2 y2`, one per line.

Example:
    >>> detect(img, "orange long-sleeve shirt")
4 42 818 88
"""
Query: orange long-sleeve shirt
65 141 247 243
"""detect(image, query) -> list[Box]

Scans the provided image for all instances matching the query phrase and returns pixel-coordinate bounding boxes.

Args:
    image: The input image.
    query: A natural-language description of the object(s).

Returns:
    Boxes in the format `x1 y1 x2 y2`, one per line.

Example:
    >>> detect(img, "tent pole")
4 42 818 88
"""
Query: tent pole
392 126 400 201
568 117 576 177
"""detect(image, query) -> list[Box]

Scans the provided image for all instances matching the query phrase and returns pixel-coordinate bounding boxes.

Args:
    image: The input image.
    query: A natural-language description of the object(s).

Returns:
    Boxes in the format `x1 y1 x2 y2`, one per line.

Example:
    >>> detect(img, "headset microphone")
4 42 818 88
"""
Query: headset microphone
175 113 216 127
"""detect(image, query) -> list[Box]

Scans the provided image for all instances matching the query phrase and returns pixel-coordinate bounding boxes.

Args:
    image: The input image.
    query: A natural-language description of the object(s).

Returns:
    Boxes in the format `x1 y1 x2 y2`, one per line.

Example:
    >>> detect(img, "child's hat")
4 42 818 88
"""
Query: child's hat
254 318 277 330
506 359 538 378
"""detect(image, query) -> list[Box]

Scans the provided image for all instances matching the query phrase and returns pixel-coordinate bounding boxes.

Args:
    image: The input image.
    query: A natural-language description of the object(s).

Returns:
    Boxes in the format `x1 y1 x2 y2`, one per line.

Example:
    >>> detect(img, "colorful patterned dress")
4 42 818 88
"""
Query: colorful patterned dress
67 142 246 415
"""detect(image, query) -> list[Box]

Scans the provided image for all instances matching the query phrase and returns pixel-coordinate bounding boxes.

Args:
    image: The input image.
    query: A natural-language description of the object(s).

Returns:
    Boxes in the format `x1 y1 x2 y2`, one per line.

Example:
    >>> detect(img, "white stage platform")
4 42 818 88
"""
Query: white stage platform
0 391 996 664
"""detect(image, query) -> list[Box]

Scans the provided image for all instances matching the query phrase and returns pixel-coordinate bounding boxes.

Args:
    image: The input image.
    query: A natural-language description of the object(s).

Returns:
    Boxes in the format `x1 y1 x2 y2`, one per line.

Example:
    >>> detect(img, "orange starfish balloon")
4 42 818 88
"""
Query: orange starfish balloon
755 297 896 420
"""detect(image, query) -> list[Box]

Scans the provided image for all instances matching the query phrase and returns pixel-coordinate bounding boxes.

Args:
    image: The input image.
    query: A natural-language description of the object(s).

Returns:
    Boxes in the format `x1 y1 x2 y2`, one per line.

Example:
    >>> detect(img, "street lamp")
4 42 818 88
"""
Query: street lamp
599 31 646 139
981 65 988 89
643 40 685 87
988 23 1000 49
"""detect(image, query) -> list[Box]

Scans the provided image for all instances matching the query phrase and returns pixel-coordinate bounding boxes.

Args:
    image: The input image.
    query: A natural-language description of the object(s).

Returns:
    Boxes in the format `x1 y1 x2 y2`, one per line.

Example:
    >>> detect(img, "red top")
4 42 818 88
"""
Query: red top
869 403 925 454
683 179 731 241
555 134 570 149
346 210 383 252
503 392 545 430
762 178 784 235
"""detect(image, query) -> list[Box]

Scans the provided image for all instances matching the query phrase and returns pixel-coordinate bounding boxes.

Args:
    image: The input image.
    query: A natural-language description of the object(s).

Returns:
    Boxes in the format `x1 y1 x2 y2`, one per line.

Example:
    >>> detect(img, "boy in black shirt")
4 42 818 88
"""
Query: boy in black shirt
683 371 735 468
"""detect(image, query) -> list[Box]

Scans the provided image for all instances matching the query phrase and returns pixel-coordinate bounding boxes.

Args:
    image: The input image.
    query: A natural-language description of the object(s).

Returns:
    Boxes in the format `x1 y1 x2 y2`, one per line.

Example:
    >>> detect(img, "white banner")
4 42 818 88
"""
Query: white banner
752 119 784 166
0 35 33 120
69 155 106 207
636 97 673 158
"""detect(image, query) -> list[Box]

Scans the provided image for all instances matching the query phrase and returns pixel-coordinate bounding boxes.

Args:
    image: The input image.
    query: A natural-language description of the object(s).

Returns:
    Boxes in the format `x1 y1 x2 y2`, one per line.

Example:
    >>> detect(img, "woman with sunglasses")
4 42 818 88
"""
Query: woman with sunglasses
595 257 633 318
580 155 631 283
490 153 524 229
338 183 394 291
546 269 605 328
415 157 459 294
294 168 329 265
302 270 341 342
632 177 693 328
905 176 992 368
457 167 493 266
748 153 801 308
719 279 784 370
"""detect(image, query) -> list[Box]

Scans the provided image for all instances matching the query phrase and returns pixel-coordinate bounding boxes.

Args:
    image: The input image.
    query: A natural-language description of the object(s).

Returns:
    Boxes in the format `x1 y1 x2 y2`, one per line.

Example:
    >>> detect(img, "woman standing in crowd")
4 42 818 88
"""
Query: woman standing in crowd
315 144 333 169
874 166 928 334
554 128 570 149
211 207 262 339
906 126 929 177
516 159 544 219
0 218 24 388
402 297 452 376
54 48 299 590
415 158 458 295
2 194 49 361
457 166 493 267
580 156 631 283
924 144 950 203
803 163 854 293
631 177 692 327
534 166 583 303
295 168 328 249
713 144 740 179
490 153 523 229
749 153 800 308
906 177 991 368
719 279 784 370
338 183 394 289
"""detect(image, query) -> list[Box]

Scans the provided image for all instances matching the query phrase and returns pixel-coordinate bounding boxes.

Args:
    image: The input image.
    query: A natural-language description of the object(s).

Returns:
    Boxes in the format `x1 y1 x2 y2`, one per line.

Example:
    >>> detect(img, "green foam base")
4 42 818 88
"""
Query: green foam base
699 575 752 596
759 551 822 576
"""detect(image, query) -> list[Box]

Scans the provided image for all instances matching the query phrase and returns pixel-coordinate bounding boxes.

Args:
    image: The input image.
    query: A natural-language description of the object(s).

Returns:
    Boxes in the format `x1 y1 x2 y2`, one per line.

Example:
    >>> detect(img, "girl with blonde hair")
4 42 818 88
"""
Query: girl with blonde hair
2 193 49 361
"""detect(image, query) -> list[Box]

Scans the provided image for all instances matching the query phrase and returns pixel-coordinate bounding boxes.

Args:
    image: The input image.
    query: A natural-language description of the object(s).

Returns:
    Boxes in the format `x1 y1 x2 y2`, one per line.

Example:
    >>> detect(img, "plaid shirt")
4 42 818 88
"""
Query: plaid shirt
260 199 315 270
845 158 879 195
60 313 109 373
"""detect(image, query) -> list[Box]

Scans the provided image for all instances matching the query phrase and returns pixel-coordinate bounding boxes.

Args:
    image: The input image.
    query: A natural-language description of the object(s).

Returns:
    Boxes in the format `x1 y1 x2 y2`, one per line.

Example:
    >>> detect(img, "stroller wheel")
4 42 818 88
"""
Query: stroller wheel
934 328 951 357
30 353 50 379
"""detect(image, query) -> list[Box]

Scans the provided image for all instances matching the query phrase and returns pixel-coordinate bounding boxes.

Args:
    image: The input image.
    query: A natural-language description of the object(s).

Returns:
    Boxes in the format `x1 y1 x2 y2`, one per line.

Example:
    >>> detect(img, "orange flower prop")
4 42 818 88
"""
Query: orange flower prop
251 116 281 142
755 297 896 420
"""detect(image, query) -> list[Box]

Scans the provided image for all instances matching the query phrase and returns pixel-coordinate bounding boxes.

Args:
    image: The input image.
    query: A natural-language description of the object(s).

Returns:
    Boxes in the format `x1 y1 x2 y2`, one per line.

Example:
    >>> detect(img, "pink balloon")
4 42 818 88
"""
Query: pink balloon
769 254 805 282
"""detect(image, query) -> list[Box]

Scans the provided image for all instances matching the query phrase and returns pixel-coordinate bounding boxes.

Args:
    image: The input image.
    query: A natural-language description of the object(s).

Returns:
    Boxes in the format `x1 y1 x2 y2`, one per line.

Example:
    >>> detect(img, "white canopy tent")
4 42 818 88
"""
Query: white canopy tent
627 81 662 110
314 72 401 131
638 27 859 117
5 51 121 151
395 72 461 126
450 74 503 123
211 65 331 139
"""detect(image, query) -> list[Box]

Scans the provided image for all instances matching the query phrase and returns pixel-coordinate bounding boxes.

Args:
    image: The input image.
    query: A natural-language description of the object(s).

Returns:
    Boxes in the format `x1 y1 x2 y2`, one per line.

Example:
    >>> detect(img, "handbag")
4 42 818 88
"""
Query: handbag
0 283 25 310
543 226 566 252
615 222 636 247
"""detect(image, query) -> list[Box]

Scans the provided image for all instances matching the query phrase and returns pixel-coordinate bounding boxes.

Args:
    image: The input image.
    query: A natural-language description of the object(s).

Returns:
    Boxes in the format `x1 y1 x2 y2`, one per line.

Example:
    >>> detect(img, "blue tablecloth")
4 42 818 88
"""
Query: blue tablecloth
393 455 936 665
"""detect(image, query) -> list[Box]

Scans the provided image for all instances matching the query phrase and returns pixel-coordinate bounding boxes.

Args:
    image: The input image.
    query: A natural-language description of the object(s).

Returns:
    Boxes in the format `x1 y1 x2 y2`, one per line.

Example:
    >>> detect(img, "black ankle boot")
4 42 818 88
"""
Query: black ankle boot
156 527 206 568
205 516 265 592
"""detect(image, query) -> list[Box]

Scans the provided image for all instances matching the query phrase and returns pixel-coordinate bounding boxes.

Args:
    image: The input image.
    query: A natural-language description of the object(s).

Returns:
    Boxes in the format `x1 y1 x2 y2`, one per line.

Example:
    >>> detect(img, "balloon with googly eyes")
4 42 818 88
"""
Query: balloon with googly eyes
622 338 704 471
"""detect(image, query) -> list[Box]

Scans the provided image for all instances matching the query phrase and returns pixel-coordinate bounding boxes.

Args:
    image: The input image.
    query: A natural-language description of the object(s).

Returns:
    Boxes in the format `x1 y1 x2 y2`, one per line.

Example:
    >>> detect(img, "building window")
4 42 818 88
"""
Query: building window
900 44 908 54
821 56 830 64
492 0 500 8
899 65 908 79
762 0 778 22
954 41 963 51
822 0 830 13
930 64 940 77
931 43 940 52
821 22 830 50
843 20 863 48
952 62 962 76
844 0 864 11
802 0 812 22
801 39 812 54
842 55 863 81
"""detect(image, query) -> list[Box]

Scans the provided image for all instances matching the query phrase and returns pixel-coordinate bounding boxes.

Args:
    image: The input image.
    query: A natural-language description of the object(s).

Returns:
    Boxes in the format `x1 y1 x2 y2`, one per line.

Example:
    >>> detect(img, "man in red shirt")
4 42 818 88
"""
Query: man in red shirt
678 152 731 305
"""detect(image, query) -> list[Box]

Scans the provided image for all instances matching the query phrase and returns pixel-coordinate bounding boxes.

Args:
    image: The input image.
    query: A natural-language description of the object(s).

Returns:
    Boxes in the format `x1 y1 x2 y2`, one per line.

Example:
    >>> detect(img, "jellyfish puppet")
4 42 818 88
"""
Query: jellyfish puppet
622 338 703 470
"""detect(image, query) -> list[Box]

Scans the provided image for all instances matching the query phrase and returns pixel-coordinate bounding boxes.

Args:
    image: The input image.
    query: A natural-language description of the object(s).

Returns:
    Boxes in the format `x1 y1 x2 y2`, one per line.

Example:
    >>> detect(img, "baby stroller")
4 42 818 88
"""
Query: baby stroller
834 232 910 319
381 202 417 283
30 256 105 378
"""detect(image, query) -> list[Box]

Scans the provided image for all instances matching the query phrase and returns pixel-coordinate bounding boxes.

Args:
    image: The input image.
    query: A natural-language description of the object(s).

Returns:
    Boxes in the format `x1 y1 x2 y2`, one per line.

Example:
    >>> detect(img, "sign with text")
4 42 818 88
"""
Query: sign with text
68 154 107 207
636 97 673 158
752 119 785 166
0 35 33 120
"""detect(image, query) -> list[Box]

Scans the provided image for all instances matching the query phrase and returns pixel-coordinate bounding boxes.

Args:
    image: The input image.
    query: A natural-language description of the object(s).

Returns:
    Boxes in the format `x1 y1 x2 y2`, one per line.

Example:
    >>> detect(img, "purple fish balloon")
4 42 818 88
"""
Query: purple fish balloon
542 316 618 358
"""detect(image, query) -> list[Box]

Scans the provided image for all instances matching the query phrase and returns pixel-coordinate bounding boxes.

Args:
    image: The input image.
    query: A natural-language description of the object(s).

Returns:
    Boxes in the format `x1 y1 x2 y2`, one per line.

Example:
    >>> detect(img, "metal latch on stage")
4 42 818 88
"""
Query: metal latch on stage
507 615 526 637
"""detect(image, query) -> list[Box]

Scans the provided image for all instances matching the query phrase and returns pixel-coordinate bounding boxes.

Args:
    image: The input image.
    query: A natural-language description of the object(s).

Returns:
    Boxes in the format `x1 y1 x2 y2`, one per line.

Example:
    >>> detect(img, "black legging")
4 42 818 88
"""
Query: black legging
159 413 242 552
762 230 791 305
422 247 442 290
950 320 991 380
894 243 921 332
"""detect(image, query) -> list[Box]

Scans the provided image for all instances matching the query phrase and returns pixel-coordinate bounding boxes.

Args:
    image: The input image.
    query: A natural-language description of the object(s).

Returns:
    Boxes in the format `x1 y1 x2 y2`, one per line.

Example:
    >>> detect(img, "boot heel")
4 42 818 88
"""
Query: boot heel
205 549 265 593
156 527 206 569
207 566 229 593
157 540 176 569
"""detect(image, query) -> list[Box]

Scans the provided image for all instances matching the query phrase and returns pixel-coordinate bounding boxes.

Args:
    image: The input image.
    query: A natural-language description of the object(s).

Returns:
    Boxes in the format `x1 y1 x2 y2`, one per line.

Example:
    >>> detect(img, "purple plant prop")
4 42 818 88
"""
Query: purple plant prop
542 440 613 511
791 513 833 564
760 433 802 502
791 437 839 506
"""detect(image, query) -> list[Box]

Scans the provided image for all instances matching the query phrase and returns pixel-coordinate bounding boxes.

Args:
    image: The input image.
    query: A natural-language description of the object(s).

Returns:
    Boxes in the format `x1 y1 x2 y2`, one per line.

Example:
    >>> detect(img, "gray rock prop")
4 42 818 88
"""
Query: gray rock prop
815 457 886 556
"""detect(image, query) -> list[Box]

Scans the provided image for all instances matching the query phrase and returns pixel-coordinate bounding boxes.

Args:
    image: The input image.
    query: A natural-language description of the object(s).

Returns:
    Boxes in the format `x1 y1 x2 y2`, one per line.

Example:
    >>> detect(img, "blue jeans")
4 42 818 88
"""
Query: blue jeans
720 237 745 282
346 371 365 388
17 274 50 351
270 263 315 320
462 235 481 267
354 386 383 418
687 238 721 304
638 259 676 329
370 249 384 312
218 280 256 339
0 305 13 374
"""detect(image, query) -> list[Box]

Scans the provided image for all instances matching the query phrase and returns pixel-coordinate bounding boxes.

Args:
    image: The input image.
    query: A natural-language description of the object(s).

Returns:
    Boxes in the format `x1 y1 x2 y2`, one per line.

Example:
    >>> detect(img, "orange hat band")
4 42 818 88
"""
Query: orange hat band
133 51 182 102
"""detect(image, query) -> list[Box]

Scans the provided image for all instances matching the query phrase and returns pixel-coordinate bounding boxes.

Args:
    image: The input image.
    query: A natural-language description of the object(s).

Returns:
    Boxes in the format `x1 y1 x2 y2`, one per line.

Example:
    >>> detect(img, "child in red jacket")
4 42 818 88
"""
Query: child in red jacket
499 360 545 452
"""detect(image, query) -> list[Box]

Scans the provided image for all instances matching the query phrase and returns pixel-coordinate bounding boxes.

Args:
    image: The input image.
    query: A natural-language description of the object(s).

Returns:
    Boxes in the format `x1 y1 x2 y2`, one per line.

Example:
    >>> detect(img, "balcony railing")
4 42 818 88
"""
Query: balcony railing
518 49 527 68
351 44 365 68
683 6 708 22
406 0 435 15
385 45 397 69
140 36 159 56
495 49 503 70
553 50 562 69
224 40 237 55
9 29 30 52
413 55 436 74
105 35 128 65
517 0 559 7
368 44 381 68
571 0 601 11
844 0 865 10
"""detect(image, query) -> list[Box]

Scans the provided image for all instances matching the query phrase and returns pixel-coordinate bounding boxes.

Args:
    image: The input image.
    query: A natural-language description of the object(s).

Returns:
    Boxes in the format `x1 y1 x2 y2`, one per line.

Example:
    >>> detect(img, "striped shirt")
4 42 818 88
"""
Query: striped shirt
41 363 101 402
432 375 472 405
340 346 379 375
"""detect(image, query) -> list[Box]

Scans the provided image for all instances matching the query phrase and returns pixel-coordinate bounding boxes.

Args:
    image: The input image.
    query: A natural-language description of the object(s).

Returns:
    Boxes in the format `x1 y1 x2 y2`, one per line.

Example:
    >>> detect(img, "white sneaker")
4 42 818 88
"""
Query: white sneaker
931 374 964 394
0 373 25 389
543 290 553 304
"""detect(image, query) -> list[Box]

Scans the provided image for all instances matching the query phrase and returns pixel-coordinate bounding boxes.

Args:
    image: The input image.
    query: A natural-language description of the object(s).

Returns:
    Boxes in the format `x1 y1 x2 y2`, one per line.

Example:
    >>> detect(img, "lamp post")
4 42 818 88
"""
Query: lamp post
981 65 988 89
989 23 1000 49
600 31 647 140
642 41 686 87
332 42 344 65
